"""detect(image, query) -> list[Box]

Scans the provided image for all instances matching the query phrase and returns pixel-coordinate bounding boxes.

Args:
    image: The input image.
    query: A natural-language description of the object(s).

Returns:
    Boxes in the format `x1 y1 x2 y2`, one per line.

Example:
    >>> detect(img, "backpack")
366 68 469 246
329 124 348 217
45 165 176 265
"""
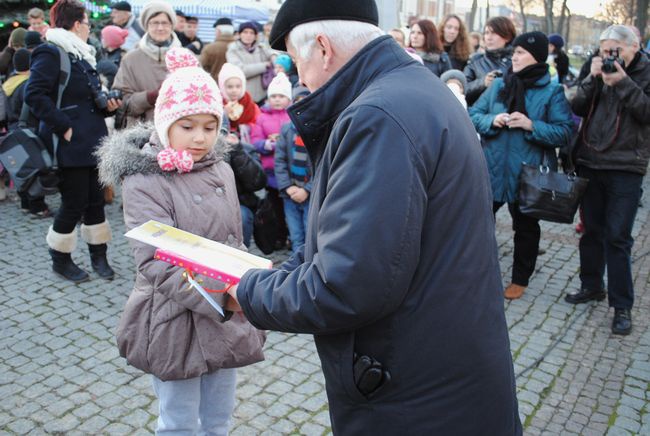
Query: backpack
0 45 71 196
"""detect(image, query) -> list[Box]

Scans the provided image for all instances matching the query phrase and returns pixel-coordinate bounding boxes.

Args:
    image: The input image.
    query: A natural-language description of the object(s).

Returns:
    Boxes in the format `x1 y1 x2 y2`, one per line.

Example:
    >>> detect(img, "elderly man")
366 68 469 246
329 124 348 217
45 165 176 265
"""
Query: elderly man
225 0 521 433
110 1 144 51
566 25 650 335
201 18 236 82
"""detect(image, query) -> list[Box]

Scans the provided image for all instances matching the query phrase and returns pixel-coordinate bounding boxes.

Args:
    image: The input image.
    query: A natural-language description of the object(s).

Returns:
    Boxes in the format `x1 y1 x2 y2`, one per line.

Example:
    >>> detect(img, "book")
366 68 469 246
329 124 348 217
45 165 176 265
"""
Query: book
125 220 273 285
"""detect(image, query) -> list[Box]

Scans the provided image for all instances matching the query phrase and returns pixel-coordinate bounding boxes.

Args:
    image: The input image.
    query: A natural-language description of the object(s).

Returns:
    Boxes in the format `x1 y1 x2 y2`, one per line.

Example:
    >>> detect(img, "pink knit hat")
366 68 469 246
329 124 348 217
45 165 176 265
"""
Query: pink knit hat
218 62 247 101
101 25 129 50
154 47 224 150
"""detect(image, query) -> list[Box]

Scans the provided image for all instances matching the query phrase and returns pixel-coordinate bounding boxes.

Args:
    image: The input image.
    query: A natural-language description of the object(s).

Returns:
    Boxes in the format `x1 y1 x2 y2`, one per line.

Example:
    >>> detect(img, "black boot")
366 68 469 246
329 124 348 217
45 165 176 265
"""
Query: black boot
88 244 115 280
49 249 89 283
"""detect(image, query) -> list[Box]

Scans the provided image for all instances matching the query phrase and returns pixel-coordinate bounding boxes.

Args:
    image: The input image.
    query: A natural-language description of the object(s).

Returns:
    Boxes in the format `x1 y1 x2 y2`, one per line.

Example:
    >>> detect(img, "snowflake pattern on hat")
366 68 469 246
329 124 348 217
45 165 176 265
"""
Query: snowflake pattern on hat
182 83 214 106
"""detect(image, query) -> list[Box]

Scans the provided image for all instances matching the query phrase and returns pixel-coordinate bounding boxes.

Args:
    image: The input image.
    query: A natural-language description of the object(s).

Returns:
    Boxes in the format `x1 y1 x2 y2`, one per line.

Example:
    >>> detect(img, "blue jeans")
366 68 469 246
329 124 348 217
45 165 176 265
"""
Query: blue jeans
578 167 643 310
283 198 309 254
240 205 254 248
151 368 237 435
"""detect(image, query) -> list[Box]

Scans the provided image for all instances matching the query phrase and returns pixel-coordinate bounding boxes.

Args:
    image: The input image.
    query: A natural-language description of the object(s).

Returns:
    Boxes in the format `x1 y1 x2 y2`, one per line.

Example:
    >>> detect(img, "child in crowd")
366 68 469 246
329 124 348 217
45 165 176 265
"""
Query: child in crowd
273 54 299 87
274 86 312 254
218 62 260 144
251 72 292 250
440 69 468 109
96 48 265 434
3 48 51 216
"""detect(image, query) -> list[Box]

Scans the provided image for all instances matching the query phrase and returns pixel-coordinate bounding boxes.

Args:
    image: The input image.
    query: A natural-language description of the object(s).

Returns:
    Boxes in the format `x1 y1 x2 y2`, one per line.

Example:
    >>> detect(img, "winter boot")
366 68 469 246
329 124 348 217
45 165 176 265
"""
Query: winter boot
88 243 114 280
81 221 114 280
46 226 89 283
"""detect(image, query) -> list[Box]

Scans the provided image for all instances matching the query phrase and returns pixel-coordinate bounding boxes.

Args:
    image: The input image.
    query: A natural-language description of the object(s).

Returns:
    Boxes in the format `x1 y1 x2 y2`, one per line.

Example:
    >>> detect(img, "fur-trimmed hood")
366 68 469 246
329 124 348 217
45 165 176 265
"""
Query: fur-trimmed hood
96 122 229 187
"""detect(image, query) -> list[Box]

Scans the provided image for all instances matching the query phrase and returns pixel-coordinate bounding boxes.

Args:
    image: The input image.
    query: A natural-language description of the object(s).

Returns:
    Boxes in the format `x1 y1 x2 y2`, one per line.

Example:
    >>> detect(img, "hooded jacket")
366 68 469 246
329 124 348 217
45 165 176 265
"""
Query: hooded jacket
236 36 521 435
469 74 575 203
250 104 291 189
464 46 513 106
96 124 265 381
571 52 650 175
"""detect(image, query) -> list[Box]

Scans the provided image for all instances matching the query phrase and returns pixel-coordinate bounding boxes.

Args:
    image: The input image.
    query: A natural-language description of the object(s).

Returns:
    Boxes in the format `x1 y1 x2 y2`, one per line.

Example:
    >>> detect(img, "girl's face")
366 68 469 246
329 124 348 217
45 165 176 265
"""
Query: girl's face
268 94 290 110
483 26 508 50
409 24 425 50
168 114 219 162
443 18 460 44
512 46 537 72
224 78 243 101
274 64 286 74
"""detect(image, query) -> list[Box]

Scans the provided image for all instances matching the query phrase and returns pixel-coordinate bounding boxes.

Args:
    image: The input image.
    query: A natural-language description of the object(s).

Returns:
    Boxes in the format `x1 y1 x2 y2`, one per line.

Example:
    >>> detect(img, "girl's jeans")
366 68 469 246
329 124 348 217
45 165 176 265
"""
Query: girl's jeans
151 368 237 435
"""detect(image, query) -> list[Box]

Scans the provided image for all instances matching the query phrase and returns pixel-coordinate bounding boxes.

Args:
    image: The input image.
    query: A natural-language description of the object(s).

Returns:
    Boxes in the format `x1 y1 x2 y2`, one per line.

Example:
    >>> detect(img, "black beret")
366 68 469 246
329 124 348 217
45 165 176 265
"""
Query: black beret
175 9 186 18
111 1 131 12
269 0 379 51
239 21 259 34
185 16 198 23
213 17 233 28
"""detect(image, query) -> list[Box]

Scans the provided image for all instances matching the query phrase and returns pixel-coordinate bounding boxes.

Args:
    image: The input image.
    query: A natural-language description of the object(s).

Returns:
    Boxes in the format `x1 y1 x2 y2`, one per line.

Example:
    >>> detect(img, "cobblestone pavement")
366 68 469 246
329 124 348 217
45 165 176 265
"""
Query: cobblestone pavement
1 178 649 435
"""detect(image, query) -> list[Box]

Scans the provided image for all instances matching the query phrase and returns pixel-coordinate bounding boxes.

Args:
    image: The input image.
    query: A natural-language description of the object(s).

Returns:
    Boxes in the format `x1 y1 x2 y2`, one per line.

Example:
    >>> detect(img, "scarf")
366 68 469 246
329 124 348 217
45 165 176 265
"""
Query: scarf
45 28 97 68
224 91 260 131
138 33 181 62
1 74 29 96
498 63 548 115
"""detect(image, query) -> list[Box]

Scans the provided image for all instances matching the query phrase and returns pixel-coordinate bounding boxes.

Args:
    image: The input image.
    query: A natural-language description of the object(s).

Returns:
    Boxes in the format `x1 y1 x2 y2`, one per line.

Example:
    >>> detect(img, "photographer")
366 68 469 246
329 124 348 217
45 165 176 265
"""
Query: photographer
25 0 120 283
566 25 650 335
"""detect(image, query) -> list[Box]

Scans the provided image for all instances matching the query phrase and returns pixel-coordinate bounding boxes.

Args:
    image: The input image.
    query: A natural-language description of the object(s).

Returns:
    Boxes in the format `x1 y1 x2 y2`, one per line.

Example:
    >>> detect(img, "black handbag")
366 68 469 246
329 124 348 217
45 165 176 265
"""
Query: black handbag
518 150 589 224
253 194 278 255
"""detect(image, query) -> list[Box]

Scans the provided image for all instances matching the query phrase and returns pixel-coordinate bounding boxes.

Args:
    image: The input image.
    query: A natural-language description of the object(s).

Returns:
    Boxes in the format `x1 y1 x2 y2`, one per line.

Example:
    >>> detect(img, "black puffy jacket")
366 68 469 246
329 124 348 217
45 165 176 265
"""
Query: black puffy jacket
225 140 266 211
464 46 512 106
572 52 650 175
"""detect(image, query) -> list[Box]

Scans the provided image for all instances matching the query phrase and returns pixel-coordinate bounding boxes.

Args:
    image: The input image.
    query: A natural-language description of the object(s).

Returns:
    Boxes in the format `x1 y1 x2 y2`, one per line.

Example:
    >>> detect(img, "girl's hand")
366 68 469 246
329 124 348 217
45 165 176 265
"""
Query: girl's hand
506 112 533 131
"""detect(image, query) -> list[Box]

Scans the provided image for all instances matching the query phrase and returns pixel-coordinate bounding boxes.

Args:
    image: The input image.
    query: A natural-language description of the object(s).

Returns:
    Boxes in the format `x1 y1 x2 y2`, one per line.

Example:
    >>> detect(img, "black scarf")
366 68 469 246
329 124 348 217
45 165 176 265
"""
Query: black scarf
499 63 548 115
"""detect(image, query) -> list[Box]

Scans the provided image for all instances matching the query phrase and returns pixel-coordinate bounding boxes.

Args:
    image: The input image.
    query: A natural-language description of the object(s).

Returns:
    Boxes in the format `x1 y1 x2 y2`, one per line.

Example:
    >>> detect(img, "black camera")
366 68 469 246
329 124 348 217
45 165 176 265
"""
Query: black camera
492 70 503 78
602 48 625 74
93 88 123 110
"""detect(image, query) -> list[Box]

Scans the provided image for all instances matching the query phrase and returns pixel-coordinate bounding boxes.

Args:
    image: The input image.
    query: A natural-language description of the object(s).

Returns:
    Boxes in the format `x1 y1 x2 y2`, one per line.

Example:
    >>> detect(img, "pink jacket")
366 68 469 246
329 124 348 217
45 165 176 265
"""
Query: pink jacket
250 105 291 189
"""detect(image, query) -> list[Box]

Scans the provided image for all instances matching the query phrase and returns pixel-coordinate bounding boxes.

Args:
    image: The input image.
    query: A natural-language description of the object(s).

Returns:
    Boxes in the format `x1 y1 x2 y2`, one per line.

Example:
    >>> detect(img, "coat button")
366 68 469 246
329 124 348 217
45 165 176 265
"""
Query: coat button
193 194 202 204
215 186 225 196
227 234 236 244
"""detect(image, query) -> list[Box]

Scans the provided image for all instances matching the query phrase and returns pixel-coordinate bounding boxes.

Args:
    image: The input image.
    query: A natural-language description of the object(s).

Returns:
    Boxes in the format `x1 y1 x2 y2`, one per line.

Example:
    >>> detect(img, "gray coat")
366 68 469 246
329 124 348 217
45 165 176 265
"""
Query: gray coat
97 124 265 381
226 40 274 103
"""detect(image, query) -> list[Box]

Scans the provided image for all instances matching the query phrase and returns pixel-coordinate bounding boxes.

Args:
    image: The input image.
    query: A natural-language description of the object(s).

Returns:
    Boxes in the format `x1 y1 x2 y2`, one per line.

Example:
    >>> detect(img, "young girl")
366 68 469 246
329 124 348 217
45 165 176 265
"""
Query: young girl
97 47 265 434
251 72 292 250
218 62 260 144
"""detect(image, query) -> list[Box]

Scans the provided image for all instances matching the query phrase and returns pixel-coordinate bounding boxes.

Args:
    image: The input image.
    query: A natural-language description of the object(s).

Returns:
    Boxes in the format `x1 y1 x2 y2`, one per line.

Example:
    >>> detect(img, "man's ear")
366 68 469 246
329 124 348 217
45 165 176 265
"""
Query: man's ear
316 34 335 71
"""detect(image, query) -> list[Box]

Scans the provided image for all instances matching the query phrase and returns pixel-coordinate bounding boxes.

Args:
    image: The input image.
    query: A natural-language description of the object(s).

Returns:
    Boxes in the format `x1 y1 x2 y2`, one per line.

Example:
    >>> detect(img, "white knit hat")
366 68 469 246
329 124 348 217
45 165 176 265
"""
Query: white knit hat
154 47 223 148
139 1 177 29
218 62 247 100
267 72 292 100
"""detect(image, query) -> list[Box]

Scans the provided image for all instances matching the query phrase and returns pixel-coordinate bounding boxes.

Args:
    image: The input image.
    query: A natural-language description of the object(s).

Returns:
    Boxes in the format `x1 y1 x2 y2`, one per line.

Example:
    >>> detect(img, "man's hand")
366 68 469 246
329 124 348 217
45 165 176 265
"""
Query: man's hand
492 113 509 128
590 56 603 78
506 111 533 131
602 60 627 87
290 187 309 204
63 128 73 142
225 284 242 312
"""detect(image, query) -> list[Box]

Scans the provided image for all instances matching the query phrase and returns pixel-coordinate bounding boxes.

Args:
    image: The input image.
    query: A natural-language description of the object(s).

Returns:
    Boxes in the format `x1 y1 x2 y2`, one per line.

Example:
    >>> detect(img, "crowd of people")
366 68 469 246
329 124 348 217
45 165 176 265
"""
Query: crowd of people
0 0 648 433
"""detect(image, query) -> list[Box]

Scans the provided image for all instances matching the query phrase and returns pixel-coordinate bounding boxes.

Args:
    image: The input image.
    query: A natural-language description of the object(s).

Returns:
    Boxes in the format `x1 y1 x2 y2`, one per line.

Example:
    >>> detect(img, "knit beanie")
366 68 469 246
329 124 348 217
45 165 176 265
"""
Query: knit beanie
154 47 223 149
9 28 27 49
139 1 177 29
267 72 292 100
512 31 549 64
239 21 258 34
101 25 129 49
218 62 247 100
548 33 564 49
274 54 293 73
12 48 31 73
24 31 42 49
440 69 467 93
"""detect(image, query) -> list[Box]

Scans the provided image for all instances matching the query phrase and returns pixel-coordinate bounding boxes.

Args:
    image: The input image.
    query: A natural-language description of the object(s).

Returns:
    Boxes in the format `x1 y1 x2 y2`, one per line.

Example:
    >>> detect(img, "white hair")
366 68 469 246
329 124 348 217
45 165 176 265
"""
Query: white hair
216 24 234 36
600 25 639 46
287 20 385 60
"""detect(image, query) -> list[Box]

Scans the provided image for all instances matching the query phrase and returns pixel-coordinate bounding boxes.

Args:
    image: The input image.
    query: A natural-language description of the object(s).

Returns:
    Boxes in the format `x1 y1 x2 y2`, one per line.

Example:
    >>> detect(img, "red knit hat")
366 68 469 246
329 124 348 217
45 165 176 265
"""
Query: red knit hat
101 25 129 49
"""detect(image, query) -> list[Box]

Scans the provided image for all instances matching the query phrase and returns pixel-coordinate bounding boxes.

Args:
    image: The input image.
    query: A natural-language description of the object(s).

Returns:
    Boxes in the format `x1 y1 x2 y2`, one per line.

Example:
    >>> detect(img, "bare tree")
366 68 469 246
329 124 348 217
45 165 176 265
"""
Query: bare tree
599 0 636 25
557 0 569 35
635 0 649 39
544 0 555 33
469 0 479 31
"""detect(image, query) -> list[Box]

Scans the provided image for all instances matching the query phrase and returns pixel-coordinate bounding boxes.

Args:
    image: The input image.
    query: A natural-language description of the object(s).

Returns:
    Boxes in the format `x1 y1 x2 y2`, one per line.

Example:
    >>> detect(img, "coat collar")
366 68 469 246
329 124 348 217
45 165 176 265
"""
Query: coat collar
288 36 414 163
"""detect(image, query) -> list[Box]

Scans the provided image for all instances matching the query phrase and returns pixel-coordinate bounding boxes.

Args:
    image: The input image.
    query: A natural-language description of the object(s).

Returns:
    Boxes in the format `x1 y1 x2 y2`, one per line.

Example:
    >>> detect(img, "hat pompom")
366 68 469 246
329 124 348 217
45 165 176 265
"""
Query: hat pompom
166 47 199 73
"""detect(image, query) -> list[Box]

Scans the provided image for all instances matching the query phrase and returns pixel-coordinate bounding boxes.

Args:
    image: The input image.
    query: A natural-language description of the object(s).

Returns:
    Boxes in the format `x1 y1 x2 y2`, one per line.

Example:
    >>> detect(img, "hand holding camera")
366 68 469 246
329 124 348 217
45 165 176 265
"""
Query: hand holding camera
94 88 123 112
